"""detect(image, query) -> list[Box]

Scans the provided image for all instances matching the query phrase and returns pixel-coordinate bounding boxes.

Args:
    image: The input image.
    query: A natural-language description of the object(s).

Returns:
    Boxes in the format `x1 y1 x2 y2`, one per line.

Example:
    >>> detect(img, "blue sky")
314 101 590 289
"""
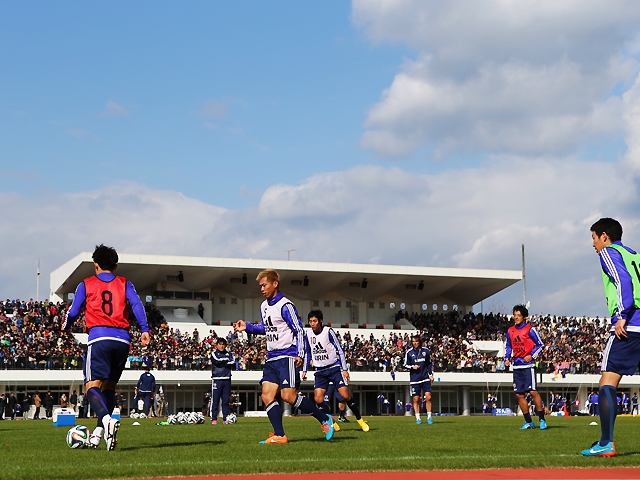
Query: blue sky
4 1 640 317
1 1 414 207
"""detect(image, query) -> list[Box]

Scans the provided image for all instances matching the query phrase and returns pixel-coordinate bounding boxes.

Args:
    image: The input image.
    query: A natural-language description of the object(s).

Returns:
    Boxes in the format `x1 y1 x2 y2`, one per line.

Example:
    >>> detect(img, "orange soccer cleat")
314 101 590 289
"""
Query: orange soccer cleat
259 432 289 444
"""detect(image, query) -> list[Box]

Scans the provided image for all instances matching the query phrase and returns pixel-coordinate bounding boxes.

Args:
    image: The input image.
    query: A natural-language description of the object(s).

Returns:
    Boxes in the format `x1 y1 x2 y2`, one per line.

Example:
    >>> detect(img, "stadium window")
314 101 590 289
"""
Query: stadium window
324 300 330 308
379 302 385 309
453 304 459 311
432 304 438 311
335 301 341 308
231 298 238 305
400 303 406 309
443 304 448 311
368 302 374 309
313 300 319 307
345 301 351 308
219 297 226 305
422 304 428 310
390 302 396 309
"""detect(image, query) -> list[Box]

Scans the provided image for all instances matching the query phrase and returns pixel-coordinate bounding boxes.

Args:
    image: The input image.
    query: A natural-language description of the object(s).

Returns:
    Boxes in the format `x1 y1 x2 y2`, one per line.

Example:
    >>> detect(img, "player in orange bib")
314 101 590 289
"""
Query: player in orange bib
504 305 546 430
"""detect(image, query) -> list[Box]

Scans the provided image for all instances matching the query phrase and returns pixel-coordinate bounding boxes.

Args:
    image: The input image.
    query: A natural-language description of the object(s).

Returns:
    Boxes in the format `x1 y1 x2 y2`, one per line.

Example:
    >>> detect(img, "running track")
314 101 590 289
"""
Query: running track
156 468 640 480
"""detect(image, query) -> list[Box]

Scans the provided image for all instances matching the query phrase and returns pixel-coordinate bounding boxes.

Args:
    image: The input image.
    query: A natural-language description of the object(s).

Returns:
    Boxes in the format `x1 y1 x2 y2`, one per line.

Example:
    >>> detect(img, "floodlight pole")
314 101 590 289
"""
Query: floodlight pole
286 249 296 261
522 244 527 306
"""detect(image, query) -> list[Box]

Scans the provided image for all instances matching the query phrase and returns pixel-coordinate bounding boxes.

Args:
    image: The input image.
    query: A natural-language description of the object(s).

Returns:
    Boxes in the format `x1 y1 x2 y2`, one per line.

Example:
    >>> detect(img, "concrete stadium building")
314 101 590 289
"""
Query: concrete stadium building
4 253 624 418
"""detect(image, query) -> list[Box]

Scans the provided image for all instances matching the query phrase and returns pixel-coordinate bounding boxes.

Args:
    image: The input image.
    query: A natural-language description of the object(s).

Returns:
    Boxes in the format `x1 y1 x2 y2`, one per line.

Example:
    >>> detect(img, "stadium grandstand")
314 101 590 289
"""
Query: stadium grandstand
0 253 634 419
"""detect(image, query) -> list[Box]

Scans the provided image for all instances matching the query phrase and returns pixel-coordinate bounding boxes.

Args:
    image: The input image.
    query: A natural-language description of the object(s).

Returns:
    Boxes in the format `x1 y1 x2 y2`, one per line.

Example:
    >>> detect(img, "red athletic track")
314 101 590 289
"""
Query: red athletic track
154 469 640 480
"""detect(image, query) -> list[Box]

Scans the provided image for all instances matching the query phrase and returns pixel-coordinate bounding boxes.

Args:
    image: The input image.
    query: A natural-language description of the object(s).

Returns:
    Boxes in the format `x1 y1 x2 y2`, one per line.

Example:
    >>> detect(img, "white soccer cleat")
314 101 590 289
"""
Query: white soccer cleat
104 418 120 451
89 426 103 448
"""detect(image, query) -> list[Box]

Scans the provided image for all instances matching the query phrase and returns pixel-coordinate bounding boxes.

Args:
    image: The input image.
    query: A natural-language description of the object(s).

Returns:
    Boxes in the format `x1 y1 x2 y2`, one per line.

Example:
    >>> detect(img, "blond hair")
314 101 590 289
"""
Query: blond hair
256 269 280 283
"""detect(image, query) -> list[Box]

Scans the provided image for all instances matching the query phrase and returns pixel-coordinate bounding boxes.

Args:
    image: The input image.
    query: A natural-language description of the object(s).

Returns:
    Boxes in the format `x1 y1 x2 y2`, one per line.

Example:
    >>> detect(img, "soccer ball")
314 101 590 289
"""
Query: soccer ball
67 425 90 449
167 414 177 424
196 412 205 424
177 412 187 424
226 413 237 424
186 412 197 424
139 413 147 419
131 413 139 419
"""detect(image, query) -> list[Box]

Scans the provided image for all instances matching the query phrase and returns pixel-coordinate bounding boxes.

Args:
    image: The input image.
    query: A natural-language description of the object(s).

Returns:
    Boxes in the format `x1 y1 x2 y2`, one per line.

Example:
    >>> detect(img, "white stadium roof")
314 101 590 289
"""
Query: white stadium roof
50 253 521 308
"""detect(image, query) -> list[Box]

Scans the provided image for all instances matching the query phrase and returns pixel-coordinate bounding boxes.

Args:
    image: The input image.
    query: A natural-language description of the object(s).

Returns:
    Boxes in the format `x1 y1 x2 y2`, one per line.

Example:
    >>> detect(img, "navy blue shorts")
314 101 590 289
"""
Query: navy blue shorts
261 357 300 389
84 339 130 384
410 381 431 396
601 332 640 375
324 382 346 403
314 366 347 391
512 367 537 393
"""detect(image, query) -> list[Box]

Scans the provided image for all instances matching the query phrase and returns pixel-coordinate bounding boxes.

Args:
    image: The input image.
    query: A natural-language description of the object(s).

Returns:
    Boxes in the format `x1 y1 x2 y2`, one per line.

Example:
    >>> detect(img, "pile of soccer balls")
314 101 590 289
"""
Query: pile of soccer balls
167 411 206 425
130 412 147 419
66 425 90 449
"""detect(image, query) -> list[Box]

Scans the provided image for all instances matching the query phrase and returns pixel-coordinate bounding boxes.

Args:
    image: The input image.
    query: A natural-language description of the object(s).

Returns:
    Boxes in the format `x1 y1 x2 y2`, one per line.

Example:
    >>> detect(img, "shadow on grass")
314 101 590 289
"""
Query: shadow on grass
119 439 224 451
616 451 640 457
297 436 357 443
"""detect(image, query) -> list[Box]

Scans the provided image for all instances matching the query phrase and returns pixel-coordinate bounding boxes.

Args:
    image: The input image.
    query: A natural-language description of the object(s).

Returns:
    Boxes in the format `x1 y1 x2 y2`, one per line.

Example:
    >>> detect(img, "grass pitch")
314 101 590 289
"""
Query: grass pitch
3 415 640 479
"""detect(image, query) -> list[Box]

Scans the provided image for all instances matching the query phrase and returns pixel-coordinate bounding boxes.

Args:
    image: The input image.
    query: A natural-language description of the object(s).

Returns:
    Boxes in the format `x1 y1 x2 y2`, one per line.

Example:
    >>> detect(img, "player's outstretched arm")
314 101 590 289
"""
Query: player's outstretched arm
233 320 246 332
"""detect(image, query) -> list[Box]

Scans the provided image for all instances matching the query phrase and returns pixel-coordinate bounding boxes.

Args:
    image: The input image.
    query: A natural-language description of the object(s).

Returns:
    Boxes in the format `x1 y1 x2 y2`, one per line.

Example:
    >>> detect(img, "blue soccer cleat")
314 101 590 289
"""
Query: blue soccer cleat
416 417 422 425
519 422 535 430
539 419 547 430
427 417 433 425
320 414 335 441
581 441 616 457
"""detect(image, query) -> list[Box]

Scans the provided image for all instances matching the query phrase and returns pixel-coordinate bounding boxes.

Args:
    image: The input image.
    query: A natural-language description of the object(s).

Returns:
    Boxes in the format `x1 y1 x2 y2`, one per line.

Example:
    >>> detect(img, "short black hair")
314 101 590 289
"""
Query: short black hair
591 218 623 242
411 334 422 342
93 244 119 271
513 304 529 318
308 310 323 321
216 337 228 346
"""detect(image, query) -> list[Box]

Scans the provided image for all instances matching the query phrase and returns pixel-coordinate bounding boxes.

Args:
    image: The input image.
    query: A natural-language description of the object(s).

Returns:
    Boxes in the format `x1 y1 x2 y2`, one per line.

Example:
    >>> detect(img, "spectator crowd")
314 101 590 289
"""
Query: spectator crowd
0 298 613 375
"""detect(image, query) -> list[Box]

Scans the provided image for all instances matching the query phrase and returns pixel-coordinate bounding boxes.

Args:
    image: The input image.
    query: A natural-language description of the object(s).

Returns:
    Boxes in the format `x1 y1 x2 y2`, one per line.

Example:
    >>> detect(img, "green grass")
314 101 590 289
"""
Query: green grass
3 415 640 479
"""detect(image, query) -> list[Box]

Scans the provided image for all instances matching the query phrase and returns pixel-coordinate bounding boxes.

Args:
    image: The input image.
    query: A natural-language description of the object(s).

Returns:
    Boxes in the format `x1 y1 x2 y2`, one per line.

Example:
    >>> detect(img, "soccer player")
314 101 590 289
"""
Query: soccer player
233 269 334 444
582 218 640 457
63 244 150 450
302 310 369 432
632 393 639 416
136 365 156 416
504 305 547 430
404 334 434 424
210 337 235 424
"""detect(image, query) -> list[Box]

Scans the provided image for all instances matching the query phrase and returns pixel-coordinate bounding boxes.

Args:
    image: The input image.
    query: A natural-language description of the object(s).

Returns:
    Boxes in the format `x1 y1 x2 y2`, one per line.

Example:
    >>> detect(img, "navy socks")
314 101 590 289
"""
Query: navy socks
265 401 285 437
346 399 362 420
599 385 617 446
295 394 327 423
87 387 109 429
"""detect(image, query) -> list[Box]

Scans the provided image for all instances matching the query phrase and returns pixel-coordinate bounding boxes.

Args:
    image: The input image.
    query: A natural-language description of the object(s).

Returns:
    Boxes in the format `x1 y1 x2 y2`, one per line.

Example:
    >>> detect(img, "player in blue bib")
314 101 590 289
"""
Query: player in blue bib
233 269 334 444
302 310 369 432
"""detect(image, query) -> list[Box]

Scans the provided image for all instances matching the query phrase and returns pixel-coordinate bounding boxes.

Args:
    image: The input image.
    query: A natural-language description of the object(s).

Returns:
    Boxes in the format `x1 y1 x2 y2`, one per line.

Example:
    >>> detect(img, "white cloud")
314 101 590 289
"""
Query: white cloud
5 155 636 316
100 100 129 118
353 1 640 157
66 128 97 140
198 99 229 119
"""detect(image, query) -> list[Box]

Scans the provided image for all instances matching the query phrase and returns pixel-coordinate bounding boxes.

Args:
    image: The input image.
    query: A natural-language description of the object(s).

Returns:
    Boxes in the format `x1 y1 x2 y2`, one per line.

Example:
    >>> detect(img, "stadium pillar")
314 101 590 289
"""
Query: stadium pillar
404 386 412 416
462 386 471 416
358 302 367 325
243 298 253 323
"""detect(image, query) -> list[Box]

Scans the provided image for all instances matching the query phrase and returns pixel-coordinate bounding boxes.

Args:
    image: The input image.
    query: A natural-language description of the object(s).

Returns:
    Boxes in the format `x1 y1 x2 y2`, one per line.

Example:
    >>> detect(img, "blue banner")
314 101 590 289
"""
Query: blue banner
491 408 513 416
